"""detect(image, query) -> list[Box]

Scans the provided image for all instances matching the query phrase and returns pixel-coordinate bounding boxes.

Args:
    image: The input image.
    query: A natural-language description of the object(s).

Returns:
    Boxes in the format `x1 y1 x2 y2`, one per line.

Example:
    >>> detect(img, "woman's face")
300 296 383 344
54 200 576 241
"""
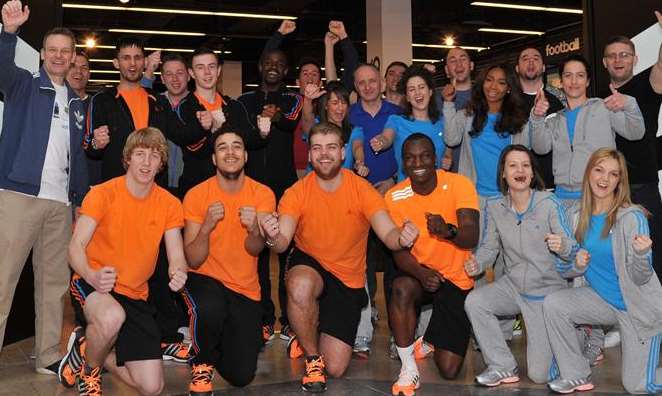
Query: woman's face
405 75 432 112
325 91 348 126
483 67 509 107
560 60 589 100
588 157 621 201
502 150 533 192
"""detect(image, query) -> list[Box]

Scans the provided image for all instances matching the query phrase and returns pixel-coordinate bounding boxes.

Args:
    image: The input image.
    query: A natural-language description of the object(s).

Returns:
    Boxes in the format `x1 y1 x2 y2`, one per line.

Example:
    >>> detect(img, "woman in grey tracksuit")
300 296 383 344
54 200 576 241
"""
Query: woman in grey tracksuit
543 148 662 394
530 54 644 208
464 145 579 387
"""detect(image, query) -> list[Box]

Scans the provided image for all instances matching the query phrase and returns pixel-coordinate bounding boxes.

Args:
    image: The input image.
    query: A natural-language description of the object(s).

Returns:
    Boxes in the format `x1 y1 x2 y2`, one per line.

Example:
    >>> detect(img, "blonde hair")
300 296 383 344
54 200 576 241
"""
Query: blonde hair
576 148 632 244
122 127 169 170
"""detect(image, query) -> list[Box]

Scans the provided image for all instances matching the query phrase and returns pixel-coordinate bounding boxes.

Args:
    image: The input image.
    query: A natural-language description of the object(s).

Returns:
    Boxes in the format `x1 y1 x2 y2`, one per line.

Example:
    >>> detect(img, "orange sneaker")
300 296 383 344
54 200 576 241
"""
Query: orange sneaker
391 368 421 396
302 355 326 393
77 364 102 396
262 324 276 344
161 342 191 363
413 337 434 360
287 335 304 359
58 326 86 387
189 363 214 395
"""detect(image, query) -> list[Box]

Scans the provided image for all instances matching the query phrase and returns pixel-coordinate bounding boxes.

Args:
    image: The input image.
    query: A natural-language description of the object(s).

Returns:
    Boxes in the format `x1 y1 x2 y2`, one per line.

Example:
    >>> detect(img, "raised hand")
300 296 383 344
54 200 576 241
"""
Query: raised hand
633 235 653 255
532 87 550 117
168 268 187 292
145 50 161 74
441 83 456 103
399 219 419 249
278 20 296 35
328 20 348 40
196 110 214 131
201 201 224 234
575 249 591 270
324 31 339 47
89 266 117 293
464 254 480 277
545 233 563 253
423 63 436 74
93 125 110 149
1 0 29 34
239 206 258 233
260 212 280 241
304 83 326 100
603 83 626 112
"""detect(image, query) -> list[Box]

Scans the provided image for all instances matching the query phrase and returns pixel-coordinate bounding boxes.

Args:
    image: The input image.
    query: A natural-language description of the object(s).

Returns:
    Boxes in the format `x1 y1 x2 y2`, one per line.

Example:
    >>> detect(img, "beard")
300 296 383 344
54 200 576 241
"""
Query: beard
312 160 342 180
219 169 242 180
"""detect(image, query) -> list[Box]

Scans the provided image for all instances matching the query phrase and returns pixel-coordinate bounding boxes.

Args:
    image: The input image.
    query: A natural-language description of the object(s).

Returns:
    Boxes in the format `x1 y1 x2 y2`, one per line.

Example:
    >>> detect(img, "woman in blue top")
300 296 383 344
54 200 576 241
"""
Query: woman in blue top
368 65 451 182
543 148 662 394
443 63 530 200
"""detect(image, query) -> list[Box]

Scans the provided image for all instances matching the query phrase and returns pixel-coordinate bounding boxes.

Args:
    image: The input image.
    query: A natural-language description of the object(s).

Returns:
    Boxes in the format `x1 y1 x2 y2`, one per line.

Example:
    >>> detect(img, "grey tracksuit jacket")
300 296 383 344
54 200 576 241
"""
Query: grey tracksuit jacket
530 97 645 193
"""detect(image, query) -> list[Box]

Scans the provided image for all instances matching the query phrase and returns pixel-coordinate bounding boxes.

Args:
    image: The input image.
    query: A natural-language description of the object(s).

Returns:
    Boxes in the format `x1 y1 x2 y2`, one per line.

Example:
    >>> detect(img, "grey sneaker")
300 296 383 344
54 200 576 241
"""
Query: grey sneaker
475 367 520 387
388 336 399 360
583 342 604 367
352 336 370 359
548 376 594 394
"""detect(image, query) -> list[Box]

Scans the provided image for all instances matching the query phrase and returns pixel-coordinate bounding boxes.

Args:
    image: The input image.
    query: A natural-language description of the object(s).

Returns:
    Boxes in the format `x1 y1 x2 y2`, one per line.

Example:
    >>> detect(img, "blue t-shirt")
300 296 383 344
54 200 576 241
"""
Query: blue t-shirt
342 127 363 169
565 106 581 145
471 113 512 197
383 115 445 182
349 100 402 184
583 213 626 311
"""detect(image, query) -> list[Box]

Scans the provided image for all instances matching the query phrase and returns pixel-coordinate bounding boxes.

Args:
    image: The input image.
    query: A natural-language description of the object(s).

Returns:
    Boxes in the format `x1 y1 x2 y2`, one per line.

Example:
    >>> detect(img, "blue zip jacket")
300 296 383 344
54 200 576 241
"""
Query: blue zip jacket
0 30 89 205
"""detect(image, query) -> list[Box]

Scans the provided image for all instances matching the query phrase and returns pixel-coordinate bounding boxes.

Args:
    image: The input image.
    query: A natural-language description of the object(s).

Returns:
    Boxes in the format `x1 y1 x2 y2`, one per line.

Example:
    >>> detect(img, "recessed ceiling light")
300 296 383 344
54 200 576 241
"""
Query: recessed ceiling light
444 36 455 46
84 37 96 48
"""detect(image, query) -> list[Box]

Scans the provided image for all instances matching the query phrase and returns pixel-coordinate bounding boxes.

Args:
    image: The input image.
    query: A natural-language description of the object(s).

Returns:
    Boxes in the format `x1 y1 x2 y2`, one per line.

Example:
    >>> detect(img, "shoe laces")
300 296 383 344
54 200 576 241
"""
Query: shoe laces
191 363 214 385
305 356 325 379
81 367 102 394
397 368 420 386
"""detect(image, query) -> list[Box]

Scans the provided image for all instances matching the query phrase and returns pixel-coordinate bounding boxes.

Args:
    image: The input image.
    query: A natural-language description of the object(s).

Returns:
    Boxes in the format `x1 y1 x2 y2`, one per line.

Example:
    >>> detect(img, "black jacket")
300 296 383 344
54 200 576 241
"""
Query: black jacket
237 88 303 199
84 86 206 187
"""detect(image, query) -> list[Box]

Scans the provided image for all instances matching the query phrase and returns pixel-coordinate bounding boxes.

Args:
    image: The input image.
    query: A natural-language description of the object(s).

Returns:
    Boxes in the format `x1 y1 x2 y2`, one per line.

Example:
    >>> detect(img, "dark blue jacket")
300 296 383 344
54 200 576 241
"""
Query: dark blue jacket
0 30 89 205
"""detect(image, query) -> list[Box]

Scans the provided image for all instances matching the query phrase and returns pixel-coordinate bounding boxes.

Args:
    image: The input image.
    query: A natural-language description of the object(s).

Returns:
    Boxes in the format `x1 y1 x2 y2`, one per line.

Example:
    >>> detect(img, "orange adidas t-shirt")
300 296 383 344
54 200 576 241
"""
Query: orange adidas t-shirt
195 92 224 111
79 176 184 300
119 87 149 129
183 176 276 301
278 169 386 289
385 170 479 290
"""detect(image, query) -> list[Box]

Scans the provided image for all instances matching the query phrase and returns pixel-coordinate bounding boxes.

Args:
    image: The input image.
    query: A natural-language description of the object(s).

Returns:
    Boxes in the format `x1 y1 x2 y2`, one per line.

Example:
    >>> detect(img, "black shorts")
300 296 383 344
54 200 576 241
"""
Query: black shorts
393 272 472 356
69 277 162 366
287 248 368 347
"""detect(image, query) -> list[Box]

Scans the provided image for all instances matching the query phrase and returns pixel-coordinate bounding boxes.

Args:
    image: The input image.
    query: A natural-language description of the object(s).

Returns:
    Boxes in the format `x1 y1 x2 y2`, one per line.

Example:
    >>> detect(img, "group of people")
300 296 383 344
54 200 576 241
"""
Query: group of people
1 0 662 395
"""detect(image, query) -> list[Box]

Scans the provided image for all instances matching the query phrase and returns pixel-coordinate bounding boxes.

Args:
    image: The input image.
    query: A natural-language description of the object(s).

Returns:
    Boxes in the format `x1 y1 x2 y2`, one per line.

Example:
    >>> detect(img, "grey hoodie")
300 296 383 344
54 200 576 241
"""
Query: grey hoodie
530 97 644 192
475 190 579 297
443 102 530 186
562 205 662 340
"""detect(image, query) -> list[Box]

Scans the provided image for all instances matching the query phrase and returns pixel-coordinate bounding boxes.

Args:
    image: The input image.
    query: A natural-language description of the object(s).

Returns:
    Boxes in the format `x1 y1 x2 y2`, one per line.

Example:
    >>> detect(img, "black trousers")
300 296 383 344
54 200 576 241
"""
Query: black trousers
147 240 184 344
630 182 662 282
258 247 289 326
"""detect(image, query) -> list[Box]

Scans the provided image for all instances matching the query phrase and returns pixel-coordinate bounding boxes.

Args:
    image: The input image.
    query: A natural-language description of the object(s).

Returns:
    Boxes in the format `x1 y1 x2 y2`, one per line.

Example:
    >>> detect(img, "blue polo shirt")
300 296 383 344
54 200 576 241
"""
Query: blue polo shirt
349 100 401 184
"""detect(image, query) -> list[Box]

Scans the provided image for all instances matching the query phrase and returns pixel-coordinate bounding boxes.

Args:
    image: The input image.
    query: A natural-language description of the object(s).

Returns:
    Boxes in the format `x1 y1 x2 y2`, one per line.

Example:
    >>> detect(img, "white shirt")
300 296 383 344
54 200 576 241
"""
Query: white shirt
38 83 70 204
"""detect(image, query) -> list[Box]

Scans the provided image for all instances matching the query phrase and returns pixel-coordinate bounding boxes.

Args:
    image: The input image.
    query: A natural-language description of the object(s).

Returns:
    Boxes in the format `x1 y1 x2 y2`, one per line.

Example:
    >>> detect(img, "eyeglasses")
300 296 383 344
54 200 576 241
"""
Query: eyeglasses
604 52 634 61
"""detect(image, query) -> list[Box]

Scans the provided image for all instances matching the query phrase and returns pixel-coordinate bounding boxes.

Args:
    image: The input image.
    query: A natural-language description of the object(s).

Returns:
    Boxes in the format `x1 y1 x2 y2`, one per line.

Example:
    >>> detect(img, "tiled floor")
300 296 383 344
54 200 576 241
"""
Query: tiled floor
0 272 633 395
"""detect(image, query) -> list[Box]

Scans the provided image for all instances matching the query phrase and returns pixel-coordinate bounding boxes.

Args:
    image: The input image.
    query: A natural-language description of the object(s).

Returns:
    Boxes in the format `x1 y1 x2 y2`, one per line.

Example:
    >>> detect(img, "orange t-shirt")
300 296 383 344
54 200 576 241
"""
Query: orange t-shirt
119 87 149 129
79 176 184 300
183 176 276 301
278 169 386 289
195 92 224 111
386 170 479 290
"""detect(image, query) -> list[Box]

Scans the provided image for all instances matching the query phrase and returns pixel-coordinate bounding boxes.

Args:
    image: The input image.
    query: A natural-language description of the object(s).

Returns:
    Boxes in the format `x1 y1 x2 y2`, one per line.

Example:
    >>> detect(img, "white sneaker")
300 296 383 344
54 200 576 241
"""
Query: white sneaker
178 326 191 345
604 330 621 348
391 368 420 396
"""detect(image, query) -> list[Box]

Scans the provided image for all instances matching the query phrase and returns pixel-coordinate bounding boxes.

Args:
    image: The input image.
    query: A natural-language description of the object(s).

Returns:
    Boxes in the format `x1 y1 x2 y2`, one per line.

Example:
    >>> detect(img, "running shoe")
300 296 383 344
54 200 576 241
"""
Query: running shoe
77 364 102 396
548 376 594 394
262 324 275 344
302 355 326 393
413 336 434 360
189 363 214 396
279 324 295 342
391 368 420 396
161 342 191 363
352 336 370 359
59 326 86 387
287 335 304 359
475 367 520 387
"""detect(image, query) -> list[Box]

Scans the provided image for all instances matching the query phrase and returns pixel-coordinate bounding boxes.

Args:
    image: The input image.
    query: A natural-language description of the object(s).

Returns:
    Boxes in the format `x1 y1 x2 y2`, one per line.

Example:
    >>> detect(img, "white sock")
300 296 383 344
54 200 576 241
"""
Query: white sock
396 344 417 372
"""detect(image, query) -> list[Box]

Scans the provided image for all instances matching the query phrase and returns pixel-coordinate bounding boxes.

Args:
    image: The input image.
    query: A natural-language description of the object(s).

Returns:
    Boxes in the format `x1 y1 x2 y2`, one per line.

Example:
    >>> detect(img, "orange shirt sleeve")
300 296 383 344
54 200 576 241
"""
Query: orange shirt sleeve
453 175 480 211
359 180 387 222
165 194 185 230
278 183 302 220
183 185 206 224
385 193 405 226
80 185 109 223
256 185 277 213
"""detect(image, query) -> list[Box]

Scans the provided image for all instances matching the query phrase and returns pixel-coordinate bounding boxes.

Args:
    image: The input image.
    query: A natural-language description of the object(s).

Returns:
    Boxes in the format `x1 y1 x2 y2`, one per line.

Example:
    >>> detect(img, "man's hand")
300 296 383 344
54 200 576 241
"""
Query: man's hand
278 20 296 35
369 134 388 153
545 233 563 254
257 115 271 138
145 50 161 75
398 219 419 249
93 125 110 149
423 64 436 74
328 20 348 40
575 249 591 270
324 31 340 47
1 0 29 34
532 87 550 117
211 109 226 132
201 202 224 234
196 111 214 131
260 212 280 241
168 268 187 292
417 266 444 292
633 235 653 255
354 161 370 177
464 254 480 277
239 206 258 233
261 104 279 120
604 84 626 112
425 212 451 238
441 83 456 103
304 83 326 100
88 266 117 293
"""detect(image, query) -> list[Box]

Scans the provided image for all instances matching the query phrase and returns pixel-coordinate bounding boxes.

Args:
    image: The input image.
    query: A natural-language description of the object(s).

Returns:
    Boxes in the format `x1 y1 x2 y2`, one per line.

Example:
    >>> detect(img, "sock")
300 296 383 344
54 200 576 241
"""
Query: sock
396 344 417 372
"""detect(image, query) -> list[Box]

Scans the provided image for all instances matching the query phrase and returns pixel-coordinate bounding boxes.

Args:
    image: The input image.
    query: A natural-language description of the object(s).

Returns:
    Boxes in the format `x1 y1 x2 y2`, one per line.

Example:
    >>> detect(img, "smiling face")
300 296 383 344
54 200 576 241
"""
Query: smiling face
483 67 509 107
41 34 75 80
212 132 247 180
259 51 288 87
444 47 473 84
296 63 322 91
405 75 432 113
189 53 221 91
125 146 163 185
162 59 189 97
517 48 544 82
354 65 382 103
502 150 534 193
325 92 348 126
114 45 145 83
308 132 344 180
560 60 589 101
603 42 636 84
403 138 436 186
588 157 621 201
66 54 90 92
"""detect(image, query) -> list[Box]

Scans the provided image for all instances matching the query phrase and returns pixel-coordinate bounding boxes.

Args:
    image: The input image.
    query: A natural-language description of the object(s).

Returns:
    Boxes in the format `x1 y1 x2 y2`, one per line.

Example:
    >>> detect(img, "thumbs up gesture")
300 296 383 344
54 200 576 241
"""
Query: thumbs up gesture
532 87 550 117
604 83 626 112
441 79 456 102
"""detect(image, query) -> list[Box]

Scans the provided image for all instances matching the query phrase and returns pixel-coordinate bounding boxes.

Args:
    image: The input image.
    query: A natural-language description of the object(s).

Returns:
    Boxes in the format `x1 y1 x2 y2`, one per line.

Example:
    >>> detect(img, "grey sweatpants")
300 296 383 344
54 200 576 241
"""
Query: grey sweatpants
544 286 662 394
465 276 556 383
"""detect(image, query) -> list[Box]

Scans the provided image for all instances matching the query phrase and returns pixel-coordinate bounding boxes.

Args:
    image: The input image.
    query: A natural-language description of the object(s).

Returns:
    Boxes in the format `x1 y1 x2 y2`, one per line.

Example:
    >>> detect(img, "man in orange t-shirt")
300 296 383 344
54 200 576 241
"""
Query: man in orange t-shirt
259 122 419 393
67 128 188 395
386 133 480 396
181 126 275 393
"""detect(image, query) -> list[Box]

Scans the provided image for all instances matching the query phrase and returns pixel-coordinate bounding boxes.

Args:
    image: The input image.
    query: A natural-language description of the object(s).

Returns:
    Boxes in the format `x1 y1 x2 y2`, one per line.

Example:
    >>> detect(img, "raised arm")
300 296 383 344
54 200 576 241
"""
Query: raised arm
0 1 31 96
